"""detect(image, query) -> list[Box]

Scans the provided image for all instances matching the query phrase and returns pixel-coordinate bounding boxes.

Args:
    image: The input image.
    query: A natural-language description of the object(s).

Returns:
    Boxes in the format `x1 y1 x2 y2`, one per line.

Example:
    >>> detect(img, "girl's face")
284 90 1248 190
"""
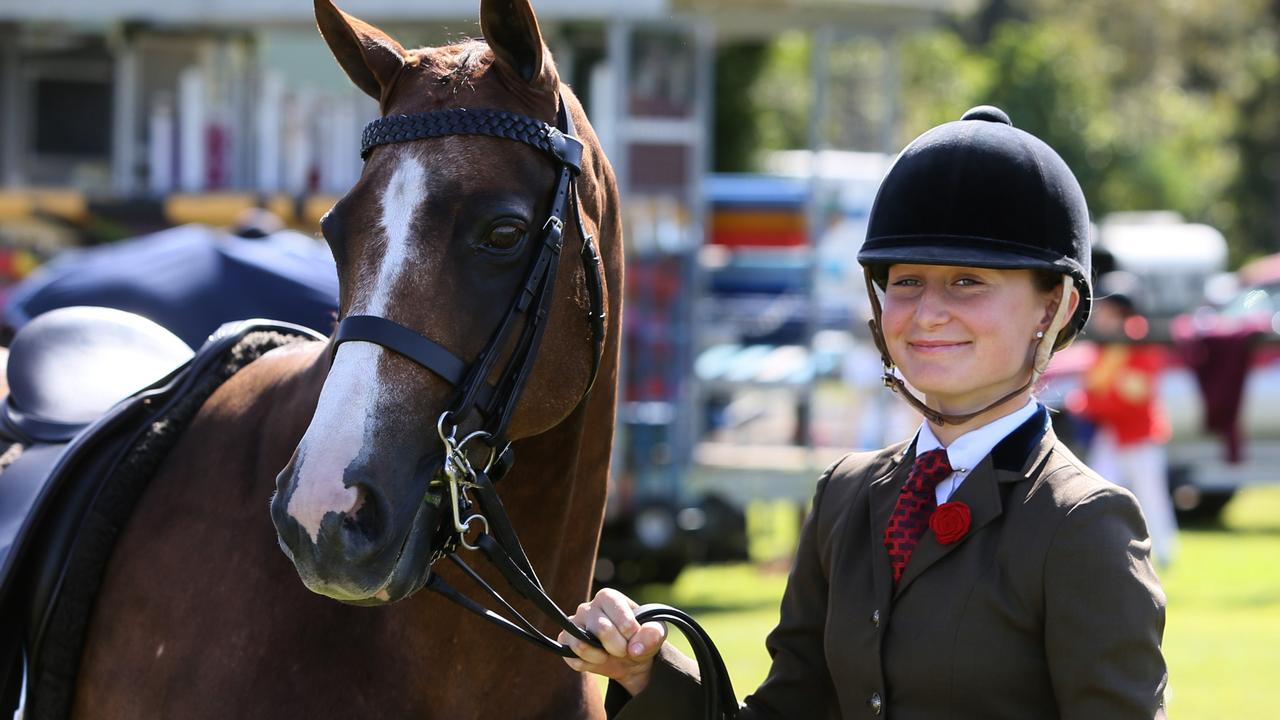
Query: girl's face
881 264 1056 415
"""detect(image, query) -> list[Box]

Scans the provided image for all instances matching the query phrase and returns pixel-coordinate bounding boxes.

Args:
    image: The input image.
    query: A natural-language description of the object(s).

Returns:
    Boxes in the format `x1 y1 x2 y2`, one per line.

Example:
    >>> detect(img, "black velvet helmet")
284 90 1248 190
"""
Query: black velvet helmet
857 105 1092 344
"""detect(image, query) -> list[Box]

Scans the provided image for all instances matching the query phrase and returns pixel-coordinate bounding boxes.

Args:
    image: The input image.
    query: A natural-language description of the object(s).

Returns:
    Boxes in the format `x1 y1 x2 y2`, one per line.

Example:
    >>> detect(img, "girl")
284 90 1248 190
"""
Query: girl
562 106 1168 719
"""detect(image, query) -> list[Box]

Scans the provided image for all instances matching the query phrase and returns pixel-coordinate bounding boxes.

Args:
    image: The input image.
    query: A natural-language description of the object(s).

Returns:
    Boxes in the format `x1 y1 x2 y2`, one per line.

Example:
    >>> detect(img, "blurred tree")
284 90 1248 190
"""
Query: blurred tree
1229 0 1280 262
897 31 989 139
895 0 1259 261
750 31 928 156
713 43 769 172
728 0 1279 261
820 35 892 152
752 32 811 156
958 0 1027 45
996 0 1275 261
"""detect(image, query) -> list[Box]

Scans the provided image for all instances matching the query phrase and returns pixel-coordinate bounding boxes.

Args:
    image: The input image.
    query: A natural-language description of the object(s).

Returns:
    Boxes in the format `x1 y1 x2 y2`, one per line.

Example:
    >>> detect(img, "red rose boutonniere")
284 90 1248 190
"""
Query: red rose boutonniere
930 501 971 544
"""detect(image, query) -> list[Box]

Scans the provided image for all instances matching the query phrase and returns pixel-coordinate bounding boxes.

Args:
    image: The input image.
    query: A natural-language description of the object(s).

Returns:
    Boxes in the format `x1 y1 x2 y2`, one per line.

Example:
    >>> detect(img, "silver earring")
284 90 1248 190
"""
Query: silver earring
1035 331 1045 339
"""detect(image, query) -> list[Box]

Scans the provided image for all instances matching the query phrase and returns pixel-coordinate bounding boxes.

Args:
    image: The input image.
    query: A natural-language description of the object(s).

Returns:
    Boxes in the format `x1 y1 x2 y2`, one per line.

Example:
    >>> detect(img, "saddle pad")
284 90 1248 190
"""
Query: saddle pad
0 319 325 720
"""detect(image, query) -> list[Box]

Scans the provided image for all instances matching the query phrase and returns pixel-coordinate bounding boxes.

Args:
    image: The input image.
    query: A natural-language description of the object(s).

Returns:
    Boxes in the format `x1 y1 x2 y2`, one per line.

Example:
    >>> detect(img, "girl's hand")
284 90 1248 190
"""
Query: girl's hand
559 588 668 697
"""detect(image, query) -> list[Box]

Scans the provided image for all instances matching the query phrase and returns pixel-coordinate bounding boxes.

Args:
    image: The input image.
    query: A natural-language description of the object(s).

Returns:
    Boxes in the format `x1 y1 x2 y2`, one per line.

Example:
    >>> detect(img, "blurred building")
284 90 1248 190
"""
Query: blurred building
0 0 967 200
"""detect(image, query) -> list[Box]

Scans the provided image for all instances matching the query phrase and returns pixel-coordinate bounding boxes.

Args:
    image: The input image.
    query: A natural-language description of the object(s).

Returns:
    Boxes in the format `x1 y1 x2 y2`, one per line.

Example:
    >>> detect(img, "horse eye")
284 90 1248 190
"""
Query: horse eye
482 222 527 252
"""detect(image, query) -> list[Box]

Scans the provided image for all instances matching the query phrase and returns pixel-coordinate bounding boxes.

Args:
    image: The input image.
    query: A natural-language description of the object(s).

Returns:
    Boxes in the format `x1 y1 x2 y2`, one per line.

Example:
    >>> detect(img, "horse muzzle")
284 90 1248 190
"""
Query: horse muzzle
270 453 450 604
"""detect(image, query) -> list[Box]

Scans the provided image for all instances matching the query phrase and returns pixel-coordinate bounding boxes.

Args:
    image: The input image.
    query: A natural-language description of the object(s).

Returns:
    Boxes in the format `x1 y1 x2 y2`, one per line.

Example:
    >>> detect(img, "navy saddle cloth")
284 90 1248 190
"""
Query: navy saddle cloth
0 306 324 720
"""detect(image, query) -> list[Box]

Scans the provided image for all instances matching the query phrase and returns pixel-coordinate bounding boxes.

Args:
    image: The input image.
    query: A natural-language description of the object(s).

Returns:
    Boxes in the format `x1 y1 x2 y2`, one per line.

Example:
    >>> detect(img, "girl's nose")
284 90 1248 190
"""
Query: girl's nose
912 283 951 327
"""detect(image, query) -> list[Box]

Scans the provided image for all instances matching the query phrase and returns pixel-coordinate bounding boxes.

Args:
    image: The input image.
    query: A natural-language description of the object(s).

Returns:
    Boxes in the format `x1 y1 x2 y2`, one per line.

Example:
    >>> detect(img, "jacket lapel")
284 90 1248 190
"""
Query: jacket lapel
891 407 1055 599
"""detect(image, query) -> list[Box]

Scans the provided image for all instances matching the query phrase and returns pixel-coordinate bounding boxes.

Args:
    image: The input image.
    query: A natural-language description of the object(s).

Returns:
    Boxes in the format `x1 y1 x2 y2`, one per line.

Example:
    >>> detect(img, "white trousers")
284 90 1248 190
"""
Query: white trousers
1088 429 1179 567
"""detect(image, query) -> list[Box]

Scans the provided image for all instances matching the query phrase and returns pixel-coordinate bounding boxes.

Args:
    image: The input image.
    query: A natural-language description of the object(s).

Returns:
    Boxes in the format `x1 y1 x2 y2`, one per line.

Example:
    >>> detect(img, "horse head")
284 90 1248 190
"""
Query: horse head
270 0 616 605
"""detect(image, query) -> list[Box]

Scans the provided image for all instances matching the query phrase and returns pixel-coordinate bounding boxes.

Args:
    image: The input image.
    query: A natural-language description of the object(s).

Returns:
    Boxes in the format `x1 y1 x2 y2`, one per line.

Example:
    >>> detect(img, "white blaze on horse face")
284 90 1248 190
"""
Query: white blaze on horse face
287 350 374 543
369 154 428 315
287 155 429 544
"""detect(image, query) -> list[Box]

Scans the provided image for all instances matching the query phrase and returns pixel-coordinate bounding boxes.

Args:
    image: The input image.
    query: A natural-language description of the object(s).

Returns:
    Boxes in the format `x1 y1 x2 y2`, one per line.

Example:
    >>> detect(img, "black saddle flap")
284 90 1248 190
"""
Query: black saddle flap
0 444 67 585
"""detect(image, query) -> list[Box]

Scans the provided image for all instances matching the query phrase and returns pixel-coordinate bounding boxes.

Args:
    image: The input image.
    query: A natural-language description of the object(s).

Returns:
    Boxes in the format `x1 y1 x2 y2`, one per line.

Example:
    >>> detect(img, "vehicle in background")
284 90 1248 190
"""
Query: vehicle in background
1041 224 1280 522
1093 212 1228 318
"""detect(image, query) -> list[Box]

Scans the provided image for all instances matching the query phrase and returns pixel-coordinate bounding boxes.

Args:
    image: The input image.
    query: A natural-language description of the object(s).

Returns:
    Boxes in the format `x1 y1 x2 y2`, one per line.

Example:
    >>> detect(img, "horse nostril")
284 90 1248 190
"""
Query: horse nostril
340 483 383 543
344 484 368 519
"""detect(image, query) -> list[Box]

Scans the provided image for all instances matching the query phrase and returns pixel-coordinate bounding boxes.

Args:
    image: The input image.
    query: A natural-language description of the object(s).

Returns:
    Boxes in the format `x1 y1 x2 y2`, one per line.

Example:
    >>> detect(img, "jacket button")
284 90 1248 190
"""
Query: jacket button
869 692 883 715
871 609 880 628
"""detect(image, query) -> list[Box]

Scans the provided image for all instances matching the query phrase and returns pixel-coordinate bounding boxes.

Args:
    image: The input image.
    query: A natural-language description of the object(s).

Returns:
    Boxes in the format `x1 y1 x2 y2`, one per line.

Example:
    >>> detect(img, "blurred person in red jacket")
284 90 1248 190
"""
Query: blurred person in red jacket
1077 276 1178 567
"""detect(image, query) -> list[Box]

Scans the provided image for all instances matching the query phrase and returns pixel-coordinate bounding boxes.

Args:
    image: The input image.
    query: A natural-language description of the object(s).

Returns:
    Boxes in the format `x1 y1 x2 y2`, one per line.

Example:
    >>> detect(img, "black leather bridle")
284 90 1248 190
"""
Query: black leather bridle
339 91 737 719
339 94 606 439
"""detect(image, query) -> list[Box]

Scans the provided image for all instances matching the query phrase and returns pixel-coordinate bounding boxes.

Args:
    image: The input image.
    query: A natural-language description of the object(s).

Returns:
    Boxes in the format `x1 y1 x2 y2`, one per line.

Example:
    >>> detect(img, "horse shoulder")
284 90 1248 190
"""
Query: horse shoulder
190 340 327 466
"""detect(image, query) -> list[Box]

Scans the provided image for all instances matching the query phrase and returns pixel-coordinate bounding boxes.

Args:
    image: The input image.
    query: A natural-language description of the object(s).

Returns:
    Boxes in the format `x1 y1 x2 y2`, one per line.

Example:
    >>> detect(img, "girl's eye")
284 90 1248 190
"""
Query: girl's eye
955 277 983 287
482 222 528 252
890 277 921 287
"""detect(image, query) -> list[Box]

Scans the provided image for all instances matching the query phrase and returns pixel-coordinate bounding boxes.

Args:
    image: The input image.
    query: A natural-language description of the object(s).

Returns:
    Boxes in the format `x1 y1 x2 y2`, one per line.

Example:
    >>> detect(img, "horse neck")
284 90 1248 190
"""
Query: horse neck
492 353 617 607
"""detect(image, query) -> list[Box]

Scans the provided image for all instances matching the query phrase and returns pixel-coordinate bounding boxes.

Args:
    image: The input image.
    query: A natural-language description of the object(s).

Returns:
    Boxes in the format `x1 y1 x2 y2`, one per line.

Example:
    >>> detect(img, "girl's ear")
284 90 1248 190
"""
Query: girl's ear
1039 284 1080 331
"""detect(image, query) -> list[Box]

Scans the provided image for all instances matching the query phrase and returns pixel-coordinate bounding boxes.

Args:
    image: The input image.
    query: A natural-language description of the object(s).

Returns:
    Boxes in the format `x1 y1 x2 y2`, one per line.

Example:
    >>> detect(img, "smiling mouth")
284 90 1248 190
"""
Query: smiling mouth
908 341 971 352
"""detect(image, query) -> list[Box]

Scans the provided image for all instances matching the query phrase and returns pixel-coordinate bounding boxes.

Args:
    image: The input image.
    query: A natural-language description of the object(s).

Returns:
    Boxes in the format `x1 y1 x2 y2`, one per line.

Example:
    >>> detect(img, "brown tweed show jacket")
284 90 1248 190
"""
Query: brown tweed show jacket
607 408 1168 719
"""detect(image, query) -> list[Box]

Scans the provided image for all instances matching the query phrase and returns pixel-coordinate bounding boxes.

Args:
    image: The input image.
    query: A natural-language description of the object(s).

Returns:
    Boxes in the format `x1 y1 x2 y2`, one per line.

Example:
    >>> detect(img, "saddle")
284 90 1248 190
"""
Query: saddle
0 306 325 720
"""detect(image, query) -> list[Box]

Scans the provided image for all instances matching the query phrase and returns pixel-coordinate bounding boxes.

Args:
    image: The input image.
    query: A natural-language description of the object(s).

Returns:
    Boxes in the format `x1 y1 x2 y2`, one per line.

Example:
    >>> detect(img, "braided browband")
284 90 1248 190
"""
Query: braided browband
361 107 583 171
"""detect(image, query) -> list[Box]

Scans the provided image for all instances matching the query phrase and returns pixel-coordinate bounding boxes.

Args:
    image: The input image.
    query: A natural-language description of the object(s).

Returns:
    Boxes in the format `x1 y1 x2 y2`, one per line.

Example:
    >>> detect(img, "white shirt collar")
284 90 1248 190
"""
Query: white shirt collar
914 398 1040 503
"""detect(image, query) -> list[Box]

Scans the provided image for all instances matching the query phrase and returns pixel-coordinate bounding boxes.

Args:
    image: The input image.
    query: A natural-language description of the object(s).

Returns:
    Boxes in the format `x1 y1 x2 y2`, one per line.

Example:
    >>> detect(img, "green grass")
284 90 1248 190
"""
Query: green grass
619 488 1280 718
1159 488 1280 719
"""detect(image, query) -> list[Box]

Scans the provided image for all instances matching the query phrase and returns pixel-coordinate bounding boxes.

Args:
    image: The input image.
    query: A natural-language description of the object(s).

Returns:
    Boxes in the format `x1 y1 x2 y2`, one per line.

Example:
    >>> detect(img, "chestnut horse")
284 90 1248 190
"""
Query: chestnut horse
69 1 621 717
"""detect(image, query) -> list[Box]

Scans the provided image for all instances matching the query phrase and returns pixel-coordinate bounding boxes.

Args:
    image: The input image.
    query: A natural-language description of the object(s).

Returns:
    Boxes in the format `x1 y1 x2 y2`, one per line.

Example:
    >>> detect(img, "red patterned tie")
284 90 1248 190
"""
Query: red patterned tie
883 448 953 585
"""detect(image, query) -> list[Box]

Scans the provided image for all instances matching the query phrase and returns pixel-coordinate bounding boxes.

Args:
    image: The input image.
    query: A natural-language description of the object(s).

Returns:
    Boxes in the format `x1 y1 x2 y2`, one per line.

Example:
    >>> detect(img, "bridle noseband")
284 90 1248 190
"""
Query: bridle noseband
335 91 737 720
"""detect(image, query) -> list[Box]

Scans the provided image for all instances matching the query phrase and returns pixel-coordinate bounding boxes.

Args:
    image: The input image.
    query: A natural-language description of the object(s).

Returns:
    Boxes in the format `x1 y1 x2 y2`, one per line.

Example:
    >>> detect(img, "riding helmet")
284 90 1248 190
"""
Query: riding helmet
857 105 1092 346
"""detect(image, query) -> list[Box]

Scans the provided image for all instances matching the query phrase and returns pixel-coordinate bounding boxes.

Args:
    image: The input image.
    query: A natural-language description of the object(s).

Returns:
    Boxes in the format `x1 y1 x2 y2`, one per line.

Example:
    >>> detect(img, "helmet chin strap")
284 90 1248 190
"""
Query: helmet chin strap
1032 275 1075 379
863 269 1075 427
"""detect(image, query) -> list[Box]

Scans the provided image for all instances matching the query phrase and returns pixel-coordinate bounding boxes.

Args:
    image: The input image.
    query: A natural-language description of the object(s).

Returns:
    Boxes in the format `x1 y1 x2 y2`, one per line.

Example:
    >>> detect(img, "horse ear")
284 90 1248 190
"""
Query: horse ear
479 0 549 87
314 0 407 101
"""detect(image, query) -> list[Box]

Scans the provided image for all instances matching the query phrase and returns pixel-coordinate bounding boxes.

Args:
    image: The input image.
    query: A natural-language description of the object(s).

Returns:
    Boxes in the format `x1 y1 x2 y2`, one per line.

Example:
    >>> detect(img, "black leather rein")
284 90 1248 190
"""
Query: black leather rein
338 91 737 719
